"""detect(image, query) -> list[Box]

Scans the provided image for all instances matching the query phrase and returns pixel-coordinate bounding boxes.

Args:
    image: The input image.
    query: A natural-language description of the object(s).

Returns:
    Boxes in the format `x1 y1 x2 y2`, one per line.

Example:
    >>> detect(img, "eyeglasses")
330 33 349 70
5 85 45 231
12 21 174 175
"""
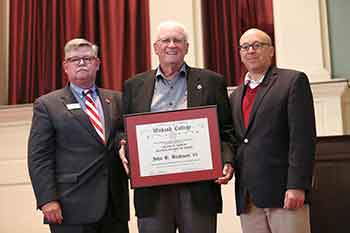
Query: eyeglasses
156 37 186 45
66 56 96 65
239 42 271 52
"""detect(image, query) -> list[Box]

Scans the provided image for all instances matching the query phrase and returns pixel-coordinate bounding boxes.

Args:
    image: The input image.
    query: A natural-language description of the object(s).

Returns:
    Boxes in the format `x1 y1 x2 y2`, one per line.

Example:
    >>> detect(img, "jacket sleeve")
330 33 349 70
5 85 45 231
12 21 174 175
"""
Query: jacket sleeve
114 92 126 149
27 98 58 208
287 72 316 191
215 75 235 165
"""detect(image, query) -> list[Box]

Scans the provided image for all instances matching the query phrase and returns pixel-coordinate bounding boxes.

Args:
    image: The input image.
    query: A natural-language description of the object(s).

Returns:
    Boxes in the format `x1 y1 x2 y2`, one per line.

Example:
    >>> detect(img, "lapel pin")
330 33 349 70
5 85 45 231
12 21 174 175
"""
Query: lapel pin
105 98 111 104
196 84 202 90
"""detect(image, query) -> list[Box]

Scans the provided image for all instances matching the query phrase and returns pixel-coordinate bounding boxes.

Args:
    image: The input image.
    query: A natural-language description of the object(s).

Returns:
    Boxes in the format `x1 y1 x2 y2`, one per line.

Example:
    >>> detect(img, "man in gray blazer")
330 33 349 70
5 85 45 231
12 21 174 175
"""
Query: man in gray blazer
230 28 316 233
28 38 129 233
121 20 234 233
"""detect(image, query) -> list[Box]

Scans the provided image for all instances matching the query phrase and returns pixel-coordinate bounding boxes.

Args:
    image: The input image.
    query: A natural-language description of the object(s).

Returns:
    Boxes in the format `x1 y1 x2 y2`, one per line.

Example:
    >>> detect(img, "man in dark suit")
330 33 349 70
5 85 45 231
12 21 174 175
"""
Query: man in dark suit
121 20 234 233
28 38 129 233
230 28 316 233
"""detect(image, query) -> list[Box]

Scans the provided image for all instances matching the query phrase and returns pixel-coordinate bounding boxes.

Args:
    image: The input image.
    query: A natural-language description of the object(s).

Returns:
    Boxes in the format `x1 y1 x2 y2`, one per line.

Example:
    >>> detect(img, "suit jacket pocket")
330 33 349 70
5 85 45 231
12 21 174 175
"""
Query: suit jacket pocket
56 173 79 183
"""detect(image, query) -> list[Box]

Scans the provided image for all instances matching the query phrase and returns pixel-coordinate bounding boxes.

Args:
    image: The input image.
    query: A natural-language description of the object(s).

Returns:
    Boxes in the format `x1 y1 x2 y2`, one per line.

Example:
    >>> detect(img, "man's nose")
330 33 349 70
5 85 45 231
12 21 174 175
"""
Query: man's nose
78 58 86 65
168 40 177 47
247 46 256 52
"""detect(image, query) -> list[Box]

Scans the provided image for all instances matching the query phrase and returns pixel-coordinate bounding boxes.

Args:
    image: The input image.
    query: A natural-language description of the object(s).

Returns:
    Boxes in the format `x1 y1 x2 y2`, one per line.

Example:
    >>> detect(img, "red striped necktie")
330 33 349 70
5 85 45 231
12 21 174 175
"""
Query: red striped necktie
83 89 106 144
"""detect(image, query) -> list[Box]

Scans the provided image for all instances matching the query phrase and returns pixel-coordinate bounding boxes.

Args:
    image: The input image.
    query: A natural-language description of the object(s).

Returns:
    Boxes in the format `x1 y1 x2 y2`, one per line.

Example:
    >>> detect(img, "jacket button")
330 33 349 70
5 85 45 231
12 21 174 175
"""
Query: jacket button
243 138 248 144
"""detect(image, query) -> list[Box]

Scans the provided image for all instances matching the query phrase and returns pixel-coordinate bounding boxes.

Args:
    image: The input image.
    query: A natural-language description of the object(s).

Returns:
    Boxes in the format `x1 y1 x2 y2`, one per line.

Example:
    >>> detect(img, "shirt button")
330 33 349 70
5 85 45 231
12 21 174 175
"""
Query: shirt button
169 102 173 106
170 86 174 89
243 138 248 144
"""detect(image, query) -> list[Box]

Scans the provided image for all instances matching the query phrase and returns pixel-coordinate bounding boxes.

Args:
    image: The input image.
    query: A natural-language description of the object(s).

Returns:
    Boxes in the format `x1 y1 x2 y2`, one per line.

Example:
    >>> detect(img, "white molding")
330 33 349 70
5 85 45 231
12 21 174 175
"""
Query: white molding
192 0 204 68
273 0 331 82
0 160 31 185
311 80 350 136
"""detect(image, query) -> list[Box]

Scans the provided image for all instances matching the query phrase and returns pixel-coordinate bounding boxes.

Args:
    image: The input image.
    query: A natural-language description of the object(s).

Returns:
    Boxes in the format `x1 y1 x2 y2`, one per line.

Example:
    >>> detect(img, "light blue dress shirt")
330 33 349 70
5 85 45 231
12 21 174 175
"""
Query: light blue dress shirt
70 83 105 131
150 64 188 112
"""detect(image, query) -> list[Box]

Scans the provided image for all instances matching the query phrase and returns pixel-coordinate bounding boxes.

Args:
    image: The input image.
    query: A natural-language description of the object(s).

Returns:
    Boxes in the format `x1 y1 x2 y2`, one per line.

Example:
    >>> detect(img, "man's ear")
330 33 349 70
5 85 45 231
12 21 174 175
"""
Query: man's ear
153 42 159 55
185 42 189 54
269 47 275 58
96 58 101 71
62 61 68 74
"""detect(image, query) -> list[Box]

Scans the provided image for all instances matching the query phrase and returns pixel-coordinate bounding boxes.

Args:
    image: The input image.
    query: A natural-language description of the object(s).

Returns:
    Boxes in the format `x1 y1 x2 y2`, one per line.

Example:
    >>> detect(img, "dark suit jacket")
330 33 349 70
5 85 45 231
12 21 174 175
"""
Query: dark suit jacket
122 65 233 217
28 85 129 224
230 66 316 215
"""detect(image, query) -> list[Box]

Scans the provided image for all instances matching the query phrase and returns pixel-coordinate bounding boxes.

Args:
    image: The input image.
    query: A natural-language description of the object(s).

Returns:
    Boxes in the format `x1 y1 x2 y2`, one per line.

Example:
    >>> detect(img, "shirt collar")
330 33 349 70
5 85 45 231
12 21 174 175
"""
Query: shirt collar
155 63 187 80
70 83 97 99
244 72 265 89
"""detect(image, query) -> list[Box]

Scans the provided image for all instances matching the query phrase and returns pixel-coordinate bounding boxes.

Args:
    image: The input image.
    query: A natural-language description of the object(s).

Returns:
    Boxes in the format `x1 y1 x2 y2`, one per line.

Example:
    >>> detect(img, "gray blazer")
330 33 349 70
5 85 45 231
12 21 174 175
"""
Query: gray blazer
28 85 129 224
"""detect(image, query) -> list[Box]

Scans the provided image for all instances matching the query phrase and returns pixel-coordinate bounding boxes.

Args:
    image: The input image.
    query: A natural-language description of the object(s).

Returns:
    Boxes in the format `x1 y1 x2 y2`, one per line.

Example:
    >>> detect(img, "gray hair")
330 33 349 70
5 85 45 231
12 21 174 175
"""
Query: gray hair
155 20 189 42
64 38 98 58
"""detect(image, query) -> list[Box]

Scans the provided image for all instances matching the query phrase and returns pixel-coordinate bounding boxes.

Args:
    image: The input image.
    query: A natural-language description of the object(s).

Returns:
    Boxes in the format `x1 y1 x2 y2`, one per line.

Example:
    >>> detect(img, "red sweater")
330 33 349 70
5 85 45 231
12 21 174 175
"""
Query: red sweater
242 85 260 128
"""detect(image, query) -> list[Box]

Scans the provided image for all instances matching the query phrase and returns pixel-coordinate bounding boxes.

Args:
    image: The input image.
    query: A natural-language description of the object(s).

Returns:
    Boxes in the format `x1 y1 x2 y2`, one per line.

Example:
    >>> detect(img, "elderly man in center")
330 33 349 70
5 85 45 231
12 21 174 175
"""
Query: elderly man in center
122 20 234 233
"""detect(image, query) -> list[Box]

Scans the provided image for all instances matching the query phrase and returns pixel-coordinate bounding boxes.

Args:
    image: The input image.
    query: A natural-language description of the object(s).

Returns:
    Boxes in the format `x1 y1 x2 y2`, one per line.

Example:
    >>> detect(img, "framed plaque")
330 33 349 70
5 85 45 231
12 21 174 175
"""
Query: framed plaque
124 106 222 188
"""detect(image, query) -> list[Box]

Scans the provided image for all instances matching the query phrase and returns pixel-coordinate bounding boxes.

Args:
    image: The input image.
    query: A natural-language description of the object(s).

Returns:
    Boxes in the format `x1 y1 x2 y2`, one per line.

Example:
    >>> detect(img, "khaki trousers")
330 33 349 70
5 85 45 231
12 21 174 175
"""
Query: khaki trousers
240 201 311 233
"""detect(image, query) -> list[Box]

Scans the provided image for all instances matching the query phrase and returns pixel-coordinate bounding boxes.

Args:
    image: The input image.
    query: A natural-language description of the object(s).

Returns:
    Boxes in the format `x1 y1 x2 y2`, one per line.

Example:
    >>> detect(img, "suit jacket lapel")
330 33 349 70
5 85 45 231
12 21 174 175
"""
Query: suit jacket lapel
98 89 112 144
60 86 100 141
234 85 246 135
186 66 202 107
246 66 277 131
139 71 156 112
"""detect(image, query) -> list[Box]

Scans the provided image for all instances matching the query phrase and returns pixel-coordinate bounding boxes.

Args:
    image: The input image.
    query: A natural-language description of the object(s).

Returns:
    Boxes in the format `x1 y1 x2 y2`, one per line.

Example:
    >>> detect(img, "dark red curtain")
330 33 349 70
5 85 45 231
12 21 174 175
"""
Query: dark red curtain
202 0 274 85
9 0 150 104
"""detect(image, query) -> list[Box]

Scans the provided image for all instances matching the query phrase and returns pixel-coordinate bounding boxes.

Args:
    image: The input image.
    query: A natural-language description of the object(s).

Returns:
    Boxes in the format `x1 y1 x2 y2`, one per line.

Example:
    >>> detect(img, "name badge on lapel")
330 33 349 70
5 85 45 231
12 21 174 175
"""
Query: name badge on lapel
66 103 81 110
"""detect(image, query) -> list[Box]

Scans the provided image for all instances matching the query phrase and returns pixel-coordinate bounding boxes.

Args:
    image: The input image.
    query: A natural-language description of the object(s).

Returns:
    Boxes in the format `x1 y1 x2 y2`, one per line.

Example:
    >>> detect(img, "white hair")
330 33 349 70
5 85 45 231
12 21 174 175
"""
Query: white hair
155 20 189 41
